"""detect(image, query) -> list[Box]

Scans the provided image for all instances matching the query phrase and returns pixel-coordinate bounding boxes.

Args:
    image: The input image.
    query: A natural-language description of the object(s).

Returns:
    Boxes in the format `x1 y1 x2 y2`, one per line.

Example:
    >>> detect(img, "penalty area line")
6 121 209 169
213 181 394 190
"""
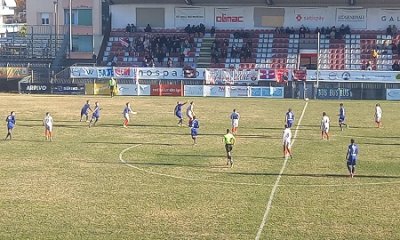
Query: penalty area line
255 101 309 240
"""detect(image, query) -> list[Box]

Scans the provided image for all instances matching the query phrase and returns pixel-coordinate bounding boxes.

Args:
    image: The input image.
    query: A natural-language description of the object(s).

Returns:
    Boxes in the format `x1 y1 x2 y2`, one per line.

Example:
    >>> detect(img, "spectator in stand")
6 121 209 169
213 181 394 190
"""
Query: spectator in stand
125 24 131 33
199 23 206 37
145 24 152 33
386 25 392 36
167 57 173 67
392 61 400 71
210 26 216 37
131 23 137 32
366 61 373 71
299 25 306 38
392 25 398 36
179 53 185 67
184 24 192 34
315 27 320 34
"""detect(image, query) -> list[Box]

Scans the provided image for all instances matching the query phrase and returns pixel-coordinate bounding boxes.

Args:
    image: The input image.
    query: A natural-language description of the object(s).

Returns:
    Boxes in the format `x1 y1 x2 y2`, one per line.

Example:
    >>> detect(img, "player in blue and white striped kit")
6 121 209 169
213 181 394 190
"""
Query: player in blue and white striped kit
190 116 199 145
338 103 347 131
5 111 16 140
346 139 359 178
285 108 295 128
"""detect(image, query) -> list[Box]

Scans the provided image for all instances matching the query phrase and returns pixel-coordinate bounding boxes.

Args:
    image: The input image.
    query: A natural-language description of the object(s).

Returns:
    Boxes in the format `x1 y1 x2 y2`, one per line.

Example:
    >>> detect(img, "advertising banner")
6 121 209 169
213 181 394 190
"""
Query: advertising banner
93 83 110 95
276 69 289 83
52 84 85 95
307 70 400 82
19 83 51 94
0 67 29 79
214 8 246 28
228 86 250 97
70 67 98 78
97 67 114 79
258 69 276 80
114 67 136 78
336 8 367 29
137 67 205 80
117 84 137 96
151 84 183 96
205 69 258 84
184 85 204 97
316 88 353 99
386 89 400 100
204 85 226 97
285 7 335 28
174 7 205 28
367 8 400 30
250 87 284 98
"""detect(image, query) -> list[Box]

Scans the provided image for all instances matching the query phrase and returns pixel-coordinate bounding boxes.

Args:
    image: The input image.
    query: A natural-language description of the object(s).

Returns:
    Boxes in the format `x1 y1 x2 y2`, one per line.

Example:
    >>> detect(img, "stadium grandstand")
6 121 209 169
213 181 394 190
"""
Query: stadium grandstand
0 0 400 99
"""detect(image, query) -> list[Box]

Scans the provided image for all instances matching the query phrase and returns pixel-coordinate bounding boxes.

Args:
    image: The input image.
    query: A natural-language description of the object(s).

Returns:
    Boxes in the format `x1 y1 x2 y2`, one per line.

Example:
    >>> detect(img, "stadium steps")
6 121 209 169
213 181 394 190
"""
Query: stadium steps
196 37 214 68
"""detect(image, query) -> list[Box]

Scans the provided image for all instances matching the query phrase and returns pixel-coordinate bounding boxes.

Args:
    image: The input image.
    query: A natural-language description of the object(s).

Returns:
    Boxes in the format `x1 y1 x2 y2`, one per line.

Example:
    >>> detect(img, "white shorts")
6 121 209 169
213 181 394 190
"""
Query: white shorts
187 111 193 119
45 124 53 132
232 119 239 128
375 116 381 122
283 140 291 147
124 113 130 121
322 126 329 133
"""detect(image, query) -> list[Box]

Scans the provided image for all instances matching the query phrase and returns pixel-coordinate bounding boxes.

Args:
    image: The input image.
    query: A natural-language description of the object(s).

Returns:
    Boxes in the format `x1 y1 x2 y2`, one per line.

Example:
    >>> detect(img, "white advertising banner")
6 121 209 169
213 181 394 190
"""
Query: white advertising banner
113 67 136 79
137 68 205 80
70 67 98 78
307 70 400 82
117 84 137 96
96 67 114 79
367 8 400 30
204 85 226 97
285 7 335 28
174 7 205 28
227 86 250 97
214 8 249 29
205 69 258 84
386 89 400 100
336 8 367 29
184 85 204 97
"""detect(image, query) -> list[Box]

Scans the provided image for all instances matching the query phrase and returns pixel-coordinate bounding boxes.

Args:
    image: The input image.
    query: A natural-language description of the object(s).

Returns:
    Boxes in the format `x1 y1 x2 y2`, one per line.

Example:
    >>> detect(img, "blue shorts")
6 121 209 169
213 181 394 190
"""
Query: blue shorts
176 111 182 119
347 158 357 166
81 110 88 116
339 116 345 123
92 114 99 119
287 121 293 128
191 128 198 137
7 123 14 129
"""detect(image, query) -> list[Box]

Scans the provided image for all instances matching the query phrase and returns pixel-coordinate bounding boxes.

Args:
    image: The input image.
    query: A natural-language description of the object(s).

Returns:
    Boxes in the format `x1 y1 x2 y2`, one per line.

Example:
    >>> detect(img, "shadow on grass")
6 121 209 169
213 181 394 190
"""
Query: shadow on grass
155 153 282 160
229 172 400 179
83 141 186 146
362 142 400 146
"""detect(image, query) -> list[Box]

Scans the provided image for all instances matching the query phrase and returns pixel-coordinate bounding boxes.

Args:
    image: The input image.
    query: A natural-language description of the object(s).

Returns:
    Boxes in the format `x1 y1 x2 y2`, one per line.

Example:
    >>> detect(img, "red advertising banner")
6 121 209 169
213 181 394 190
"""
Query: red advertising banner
275 69 289 83
151 84 183 96
292 69 307 81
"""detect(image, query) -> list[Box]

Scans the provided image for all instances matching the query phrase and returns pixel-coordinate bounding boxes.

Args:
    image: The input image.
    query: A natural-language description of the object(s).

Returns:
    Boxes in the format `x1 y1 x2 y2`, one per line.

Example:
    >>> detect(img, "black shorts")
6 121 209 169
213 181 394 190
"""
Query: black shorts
225 144 233 152
110 86 115 92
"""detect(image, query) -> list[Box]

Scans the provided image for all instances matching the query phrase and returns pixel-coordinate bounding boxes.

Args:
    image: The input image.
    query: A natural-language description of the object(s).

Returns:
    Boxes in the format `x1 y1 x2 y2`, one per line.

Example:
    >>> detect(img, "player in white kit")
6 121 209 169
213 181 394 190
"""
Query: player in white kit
374 103 382 128
43 112 53 141
186 101 195 127
282 124 293 159
321 112 330 140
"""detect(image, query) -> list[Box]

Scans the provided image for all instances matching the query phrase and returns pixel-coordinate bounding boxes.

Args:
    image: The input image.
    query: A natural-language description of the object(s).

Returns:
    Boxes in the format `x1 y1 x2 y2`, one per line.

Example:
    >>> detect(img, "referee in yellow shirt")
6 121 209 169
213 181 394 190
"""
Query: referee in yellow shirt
223 129 236 168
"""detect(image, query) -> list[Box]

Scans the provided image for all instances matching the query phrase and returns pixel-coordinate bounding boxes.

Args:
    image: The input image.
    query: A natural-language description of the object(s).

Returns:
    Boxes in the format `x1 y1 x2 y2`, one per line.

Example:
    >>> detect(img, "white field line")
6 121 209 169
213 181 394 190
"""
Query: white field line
255 101 309 240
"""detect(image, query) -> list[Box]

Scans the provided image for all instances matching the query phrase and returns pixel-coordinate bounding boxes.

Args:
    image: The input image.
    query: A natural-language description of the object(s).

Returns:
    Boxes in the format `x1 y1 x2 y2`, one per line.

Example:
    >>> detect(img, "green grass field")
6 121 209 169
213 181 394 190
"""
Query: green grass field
1 94 400 239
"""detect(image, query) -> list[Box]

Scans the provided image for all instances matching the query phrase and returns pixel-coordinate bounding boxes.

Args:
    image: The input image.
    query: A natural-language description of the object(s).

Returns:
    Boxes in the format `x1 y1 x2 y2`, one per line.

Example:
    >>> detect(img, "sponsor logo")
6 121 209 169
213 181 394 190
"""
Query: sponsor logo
296 14 324 22
26 85 47 91
338 15 365 21
216 13 243 23
381 16 400 22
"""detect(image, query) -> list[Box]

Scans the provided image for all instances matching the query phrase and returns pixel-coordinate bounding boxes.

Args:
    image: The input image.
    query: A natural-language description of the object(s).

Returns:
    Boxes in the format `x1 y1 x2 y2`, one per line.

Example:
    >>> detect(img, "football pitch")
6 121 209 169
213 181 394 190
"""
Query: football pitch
1 94 400 239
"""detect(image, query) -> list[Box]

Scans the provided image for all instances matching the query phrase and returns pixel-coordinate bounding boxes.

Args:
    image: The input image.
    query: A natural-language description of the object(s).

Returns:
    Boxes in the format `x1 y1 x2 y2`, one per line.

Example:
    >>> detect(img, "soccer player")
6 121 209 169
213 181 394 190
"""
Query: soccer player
285 108 295 128
338 103 347 131
282 124 293 159
109 77 117 98
320 112 330 140
89 102 101 128
43 112 53 141
5 111 16 140
374 103 382 128
346 138 359 178
223 129 236 167
230 109 240 134
174 101 187 126
186 101 195 127
80 100 92 122
190 116 199 145
122 102 133 128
